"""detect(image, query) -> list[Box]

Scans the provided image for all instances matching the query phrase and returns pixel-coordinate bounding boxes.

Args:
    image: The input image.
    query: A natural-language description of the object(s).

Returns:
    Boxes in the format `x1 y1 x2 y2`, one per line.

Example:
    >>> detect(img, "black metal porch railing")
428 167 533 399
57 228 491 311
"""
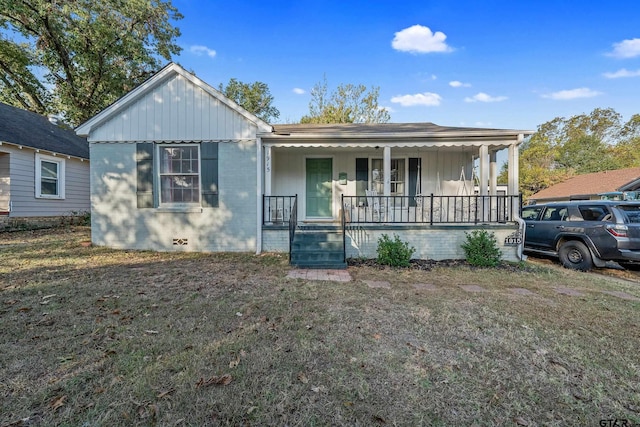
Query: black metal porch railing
262 195 297 225
341 194 522 224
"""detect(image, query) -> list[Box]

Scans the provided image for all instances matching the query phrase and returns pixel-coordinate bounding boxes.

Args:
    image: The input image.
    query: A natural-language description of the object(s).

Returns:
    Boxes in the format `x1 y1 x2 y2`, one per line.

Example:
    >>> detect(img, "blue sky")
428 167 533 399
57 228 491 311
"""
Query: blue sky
172 0 640 130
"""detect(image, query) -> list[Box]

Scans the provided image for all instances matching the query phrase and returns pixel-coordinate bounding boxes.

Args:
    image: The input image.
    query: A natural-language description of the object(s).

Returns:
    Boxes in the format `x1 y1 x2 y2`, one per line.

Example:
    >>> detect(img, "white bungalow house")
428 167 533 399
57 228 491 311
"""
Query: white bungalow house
76 63 532 267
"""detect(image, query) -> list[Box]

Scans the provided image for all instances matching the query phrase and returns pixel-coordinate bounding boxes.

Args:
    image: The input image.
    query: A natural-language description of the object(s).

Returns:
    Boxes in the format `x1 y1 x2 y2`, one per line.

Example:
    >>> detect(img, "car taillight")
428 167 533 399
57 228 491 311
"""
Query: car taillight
606 224 628 237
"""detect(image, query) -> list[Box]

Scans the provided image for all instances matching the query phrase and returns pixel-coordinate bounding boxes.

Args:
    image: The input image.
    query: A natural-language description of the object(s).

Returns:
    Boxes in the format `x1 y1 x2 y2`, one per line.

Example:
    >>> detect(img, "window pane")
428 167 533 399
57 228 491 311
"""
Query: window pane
160 175 200 203
41 178 58 195
40 161 58 195
41 161 58 179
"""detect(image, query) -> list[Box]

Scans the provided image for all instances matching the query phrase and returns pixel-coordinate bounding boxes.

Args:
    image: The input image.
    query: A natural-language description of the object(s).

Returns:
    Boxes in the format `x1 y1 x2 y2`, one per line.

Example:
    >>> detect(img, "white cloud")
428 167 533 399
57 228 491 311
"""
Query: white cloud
607 38 640 59
542 88 602 100
189 45 217 58
449 80 471 88
392 25 453 54
474 121 492 127
390 92 442 107
292 88 305 95
603 68 640 78
464 92 507 103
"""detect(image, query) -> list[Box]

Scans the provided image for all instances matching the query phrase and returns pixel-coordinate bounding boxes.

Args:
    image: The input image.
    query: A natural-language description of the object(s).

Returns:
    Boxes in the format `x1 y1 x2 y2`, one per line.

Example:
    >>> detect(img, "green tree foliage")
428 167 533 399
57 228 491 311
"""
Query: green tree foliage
218 78 280 123
507 107 640 200
0 0 182 125
300 75 391 124
614 114 640 168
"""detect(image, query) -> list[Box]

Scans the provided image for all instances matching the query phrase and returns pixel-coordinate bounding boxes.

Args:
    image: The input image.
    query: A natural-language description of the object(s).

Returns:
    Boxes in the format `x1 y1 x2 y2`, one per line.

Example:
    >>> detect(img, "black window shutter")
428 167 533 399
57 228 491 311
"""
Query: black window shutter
355 158 368 206
408 158 421 207
201 142 219 207
136 143 154 208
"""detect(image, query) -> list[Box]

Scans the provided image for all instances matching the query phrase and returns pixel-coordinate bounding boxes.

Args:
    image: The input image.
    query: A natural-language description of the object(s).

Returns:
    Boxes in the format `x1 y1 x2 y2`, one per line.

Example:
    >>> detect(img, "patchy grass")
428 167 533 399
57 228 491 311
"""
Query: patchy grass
1 227 639 426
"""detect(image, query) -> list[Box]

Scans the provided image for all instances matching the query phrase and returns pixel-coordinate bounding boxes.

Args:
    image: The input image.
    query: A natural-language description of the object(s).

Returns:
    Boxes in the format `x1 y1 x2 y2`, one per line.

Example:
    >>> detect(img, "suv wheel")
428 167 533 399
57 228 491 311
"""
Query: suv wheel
558 241 593 271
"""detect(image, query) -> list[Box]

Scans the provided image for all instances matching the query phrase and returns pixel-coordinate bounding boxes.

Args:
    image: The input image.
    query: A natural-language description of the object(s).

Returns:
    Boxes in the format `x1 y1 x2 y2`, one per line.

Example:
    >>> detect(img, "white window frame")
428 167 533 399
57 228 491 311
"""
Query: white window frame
370 157 407 196
35 153 65 199
157 144 201 207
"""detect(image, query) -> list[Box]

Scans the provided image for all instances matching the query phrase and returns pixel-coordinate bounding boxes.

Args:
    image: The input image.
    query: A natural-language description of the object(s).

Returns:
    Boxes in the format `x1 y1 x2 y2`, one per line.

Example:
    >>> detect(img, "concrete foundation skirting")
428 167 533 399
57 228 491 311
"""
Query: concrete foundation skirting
262 223 522 262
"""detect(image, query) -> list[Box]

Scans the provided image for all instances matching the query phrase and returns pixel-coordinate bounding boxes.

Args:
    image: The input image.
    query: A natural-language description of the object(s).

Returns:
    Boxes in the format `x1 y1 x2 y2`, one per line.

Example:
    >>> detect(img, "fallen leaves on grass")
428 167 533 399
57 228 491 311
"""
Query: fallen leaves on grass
196 374 232 388
297 372 309 384
49 395 66 411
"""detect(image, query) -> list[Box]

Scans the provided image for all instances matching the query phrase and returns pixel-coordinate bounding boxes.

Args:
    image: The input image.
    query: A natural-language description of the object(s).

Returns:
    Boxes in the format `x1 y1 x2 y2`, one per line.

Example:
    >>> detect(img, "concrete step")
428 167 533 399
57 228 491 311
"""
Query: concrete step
290 229 346 269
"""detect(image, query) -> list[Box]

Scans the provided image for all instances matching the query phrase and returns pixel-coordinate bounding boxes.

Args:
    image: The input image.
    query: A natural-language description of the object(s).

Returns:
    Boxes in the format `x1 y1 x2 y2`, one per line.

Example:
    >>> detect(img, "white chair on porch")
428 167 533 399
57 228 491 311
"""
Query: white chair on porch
365 189 382 221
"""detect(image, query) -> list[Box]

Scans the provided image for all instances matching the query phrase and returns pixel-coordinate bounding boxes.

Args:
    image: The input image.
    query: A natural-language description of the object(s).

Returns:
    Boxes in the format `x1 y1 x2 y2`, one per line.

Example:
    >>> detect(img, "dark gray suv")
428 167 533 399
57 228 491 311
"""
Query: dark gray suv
521 201 640 270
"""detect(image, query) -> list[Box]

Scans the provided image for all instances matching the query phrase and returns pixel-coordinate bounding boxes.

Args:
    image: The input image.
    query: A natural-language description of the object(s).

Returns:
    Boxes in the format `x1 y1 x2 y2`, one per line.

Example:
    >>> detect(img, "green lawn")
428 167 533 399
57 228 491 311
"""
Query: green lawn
1 227 639 426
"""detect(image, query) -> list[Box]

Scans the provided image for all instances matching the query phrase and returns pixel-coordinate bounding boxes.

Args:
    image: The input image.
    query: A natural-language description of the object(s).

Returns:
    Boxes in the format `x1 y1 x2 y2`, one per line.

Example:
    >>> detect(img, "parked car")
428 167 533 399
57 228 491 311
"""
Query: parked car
521 201 640 270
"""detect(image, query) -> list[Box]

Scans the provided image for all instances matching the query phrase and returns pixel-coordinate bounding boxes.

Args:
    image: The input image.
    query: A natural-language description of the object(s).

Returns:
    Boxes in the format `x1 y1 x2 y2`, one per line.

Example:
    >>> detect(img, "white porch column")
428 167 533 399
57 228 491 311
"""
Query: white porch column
478 145 489 195
256 137 263 255
383 145 391 196
489 150 497 195
264 145 272 196
507 136 521 196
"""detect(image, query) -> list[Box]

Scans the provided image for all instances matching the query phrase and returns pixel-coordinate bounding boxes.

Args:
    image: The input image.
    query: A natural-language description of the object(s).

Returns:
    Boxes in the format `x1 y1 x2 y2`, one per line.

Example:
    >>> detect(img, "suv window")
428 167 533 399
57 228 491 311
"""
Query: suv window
521 206 543 220
541 206 567 221
617 205 640 223
578 205 608 221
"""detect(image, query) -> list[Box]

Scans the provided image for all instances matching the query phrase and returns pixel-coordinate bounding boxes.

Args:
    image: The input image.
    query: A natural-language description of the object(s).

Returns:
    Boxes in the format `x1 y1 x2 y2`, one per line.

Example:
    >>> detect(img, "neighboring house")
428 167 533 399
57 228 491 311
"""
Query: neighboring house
76 62 533 264
529 167 640 204
0 102 90 227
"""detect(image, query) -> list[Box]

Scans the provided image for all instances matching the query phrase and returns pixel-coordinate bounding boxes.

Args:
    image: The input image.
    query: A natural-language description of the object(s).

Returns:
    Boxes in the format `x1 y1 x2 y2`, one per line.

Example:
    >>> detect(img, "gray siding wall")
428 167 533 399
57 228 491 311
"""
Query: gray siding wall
0 145 89 217
90 141 257 251
0 152 9 211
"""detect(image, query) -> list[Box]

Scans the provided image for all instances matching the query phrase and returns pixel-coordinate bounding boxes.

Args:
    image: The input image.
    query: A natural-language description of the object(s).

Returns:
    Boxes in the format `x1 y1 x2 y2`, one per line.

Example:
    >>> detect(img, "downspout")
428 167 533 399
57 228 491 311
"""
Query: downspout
256 137 263 255
512 134 526 261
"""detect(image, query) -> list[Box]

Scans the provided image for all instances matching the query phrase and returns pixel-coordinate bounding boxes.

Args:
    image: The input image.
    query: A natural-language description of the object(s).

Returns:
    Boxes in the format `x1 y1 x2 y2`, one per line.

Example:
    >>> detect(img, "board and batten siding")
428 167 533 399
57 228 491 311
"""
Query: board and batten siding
270 147 475 219
90 140 258 252
0 144 89 217
90 73 257 143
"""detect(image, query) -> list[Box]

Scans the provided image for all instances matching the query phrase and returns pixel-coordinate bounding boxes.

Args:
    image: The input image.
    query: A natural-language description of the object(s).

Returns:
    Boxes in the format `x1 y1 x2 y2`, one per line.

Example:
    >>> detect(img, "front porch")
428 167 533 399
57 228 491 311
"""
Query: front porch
262 194 524 266
256 122 532 264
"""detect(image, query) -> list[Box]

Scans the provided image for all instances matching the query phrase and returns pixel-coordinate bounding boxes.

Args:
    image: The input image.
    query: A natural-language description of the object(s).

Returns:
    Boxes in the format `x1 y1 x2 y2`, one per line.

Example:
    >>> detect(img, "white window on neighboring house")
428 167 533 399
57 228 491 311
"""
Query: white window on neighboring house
158 145 200 205
35 153 65 199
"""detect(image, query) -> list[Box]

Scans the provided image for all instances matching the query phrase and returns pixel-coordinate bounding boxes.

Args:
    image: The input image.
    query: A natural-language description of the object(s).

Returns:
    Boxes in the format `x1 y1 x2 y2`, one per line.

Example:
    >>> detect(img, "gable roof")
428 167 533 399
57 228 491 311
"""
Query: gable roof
0 102 89 159
530 167 640 201
75 62 272 138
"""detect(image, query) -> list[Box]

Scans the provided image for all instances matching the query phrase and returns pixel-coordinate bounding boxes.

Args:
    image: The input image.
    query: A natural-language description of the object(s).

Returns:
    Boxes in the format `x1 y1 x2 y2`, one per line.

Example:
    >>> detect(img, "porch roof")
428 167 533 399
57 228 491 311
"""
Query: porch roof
259 122 533 149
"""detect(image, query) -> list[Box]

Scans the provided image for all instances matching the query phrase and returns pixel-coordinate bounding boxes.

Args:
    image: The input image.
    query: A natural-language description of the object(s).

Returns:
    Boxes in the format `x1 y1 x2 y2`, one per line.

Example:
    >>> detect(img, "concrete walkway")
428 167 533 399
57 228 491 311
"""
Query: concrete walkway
286 269 352 282
285 268 640 302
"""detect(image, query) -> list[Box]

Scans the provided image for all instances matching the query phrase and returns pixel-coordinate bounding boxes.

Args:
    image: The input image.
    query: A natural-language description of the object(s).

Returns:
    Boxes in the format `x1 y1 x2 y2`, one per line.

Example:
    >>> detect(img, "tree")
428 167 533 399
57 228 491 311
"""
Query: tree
300 75 390 124
613 114 640 167
508 108 628 200
218 78 280 123
0 0 182 126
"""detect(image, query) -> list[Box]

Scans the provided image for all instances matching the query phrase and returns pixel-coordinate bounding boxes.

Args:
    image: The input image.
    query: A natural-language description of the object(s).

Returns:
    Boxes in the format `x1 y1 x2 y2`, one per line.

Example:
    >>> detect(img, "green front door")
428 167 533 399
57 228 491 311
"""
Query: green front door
306 158 333 218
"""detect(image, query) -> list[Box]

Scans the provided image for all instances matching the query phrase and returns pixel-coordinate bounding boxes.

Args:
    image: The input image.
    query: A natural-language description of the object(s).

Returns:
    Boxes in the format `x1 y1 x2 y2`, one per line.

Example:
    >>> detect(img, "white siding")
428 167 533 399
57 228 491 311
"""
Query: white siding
91 74 258 142
270 147 475 220
90 141 258 252
0 145 89 217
